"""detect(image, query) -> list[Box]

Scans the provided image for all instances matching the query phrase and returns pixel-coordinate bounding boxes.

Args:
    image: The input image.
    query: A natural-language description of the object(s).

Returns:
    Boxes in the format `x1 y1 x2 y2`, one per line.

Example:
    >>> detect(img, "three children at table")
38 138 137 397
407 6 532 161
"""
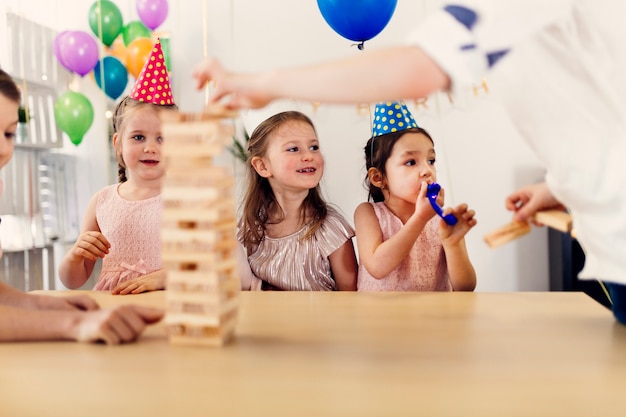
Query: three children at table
60 97 474 292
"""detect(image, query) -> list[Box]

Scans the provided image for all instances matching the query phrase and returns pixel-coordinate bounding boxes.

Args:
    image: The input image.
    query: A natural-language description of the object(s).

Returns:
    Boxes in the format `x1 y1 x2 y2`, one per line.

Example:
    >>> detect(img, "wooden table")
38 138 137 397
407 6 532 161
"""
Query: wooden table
1 291 624 417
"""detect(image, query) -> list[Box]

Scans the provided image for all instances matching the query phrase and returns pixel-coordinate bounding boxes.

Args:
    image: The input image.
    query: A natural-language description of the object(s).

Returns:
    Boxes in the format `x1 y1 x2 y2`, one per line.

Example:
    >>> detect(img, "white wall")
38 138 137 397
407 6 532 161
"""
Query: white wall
2 0 550 291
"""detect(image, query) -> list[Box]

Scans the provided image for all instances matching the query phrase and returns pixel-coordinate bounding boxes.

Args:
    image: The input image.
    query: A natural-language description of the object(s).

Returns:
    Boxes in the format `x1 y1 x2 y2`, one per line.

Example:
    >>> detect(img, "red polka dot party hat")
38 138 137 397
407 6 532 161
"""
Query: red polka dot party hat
129 38 175 105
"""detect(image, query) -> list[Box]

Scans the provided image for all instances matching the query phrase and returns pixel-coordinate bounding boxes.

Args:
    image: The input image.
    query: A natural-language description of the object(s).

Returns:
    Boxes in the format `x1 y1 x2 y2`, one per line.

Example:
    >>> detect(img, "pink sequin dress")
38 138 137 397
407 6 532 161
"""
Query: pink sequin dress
357 202 451 291
92 184 162 291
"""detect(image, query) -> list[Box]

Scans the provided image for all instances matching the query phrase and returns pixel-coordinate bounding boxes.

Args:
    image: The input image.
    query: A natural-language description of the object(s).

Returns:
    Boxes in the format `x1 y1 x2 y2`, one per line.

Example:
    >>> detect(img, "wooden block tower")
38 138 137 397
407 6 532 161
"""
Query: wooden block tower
160 110 240 346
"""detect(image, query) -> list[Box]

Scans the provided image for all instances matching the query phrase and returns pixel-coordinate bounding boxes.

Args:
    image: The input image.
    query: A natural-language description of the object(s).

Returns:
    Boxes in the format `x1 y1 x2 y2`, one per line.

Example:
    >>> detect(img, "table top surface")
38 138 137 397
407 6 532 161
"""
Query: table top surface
1 291 624 417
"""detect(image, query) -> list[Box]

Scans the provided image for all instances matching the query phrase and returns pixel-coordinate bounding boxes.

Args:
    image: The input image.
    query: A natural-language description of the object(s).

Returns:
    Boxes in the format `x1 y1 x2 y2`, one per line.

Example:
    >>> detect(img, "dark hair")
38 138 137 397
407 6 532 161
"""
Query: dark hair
0 69 21 104
112 95 177 182
364 127 434 202
240 111 328 250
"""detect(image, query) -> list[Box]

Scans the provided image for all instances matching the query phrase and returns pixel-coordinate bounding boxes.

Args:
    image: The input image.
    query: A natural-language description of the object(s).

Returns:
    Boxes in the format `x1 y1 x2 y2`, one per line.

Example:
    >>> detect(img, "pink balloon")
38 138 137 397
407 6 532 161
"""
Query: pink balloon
54 31 74 72
136 0 169 30
60 31 100 77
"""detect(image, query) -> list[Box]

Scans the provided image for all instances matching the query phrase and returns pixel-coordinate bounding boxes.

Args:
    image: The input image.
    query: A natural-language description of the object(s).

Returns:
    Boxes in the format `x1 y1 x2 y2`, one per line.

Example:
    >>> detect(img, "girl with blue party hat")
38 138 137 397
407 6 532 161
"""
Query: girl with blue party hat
355 101 476 291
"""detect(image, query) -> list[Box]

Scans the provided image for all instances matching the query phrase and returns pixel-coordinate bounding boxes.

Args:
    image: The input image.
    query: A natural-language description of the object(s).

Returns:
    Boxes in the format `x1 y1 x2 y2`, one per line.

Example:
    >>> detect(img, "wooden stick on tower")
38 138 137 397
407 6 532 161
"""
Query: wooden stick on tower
160 108 240 346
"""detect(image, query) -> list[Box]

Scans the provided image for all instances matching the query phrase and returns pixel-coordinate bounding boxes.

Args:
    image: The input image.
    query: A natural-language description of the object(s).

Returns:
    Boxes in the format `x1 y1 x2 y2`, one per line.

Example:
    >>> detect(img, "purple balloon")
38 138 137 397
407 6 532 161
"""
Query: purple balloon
136 0 168 30
54 31 74 72
60 31 100 77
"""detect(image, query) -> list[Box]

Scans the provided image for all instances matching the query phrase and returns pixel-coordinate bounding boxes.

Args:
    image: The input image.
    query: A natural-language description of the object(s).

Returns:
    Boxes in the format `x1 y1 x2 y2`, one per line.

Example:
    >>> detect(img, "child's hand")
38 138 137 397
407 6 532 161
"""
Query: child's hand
112 270 166 295
438 203 477 245
69 231 111 263
413 181 437 223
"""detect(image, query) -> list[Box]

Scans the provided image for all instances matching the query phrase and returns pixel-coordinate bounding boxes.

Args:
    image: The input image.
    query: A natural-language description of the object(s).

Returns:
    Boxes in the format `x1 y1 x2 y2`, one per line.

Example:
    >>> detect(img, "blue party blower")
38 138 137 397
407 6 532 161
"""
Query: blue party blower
426 183 457 226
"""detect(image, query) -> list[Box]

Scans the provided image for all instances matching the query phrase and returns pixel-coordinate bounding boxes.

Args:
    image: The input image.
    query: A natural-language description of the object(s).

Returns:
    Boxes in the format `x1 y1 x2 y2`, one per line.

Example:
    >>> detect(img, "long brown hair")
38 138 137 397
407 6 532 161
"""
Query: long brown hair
240 111 328 250
111 95 177 182
364 127 434 202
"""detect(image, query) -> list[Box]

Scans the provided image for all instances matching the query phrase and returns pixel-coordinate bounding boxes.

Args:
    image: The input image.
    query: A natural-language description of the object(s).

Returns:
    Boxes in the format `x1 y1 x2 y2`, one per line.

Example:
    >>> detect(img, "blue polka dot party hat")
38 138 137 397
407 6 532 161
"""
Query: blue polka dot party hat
371 101 418 137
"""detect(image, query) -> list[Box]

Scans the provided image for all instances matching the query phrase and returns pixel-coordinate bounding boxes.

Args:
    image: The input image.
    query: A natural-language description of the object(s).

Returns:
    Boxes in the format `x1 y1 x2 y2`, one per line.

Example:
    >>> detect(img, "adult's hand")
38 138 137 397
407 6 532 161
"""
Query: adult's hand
505 182 565 224
73 305 164 345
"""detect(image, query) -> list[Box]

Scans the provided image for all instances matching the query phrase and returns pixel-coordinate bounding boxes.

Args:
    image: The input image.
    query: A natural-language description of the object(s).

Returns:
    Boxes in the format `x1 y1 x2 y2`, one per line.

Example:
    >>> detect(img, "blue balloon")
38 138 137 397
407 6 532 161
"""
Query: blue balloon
317 0 397 45
94 56 128 100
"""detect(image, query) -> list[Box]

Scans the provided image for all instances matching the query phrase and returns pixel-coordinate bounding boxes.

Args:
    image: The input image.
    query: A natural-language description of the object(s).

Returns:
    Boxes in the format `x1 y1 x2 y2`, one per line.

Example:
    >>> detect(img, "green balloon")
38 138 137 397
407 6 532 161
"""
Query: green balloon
88 0 123 47
122 21 152 47
54 91 94 146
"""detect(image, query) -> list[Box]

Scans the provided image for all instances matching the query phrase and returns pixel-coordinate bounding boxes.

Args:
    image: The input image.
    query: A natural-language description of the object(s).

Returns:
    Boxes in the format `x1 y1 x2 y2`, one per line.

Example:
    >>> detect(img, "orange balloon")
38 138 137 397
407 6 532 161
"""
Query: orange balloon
125 37 153 79
106 36 127 62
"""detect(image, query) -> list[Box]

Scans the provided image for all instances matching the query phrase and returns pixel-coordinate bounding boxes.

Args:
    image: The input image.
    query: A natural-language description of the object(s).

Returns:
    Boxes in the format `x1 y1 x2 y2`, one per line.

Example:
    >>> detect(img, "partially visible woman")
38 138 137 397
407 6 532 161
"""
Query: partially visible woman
0 68 163 344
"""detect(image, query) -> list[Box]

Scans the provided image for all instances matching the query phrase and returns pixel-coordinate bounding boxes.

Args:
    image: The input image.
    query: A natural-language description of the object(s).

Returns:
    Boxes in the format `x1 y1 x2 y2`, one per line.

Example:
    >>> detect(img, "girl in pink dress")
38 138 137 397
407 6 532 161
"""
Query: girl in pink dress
355 101 477 291
58 40 177 294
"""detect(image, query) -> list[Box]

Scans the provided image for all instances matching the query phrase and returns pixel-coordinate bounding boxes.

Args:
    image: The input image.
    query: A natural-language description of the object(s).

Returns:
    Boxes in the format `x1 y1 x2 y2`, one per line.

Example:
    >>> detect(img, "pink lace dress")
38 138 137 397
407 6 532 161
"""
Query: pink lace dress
357 202 451 291
92 184 162 291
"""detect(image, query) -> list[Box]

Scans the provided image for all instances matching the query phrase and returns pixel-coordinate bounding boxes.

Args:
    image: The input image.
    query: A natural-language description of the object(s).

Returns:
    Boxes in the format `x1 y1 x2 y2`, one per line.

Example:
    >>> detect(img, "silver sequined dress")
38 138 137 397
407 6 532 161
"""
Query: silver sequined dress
239 206 355 291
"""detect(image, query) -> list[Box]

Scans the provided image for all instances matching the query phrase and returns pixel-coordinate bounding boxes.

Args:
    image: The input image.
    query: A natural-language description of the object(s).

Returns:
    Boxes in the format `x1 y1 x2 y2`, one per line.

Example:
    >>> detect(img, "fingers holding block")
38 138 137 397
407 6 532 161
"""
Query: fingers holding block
483 221 532 249
533 210 572 233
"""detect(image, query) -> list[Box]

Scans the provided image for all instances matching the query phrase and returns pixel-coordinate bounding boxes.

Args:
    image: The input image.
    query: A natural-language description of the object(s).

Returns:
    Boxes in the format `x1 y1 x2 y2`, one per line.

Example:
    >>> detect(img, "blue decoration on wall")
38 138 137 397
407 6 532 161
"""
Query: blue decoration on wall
444 5 478 30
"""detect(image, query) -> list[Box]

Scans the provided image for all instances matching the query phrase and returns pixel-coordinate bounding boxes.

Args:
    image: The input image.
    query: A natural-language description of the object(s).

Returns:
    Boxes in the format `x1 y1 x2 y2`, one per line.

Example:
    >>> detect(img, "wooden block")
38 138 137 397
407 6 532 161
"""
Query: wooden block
163 176 234 192
165 299 239 346
166 288 238 310
483 221 532 249
165 164 230 178
162 240 238 263
163 206 236 223
163 186 221 201
162 227 232 242
166 301 238 328
533 210 572 233
167 269 240 294
164 257 238 272
162 219 237 234
203 104 239 119
166 320 237 347
162 121 233 142
160 106 238 123
165 143 228 158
